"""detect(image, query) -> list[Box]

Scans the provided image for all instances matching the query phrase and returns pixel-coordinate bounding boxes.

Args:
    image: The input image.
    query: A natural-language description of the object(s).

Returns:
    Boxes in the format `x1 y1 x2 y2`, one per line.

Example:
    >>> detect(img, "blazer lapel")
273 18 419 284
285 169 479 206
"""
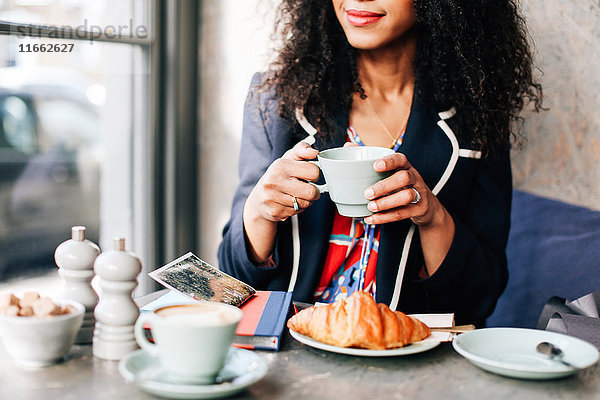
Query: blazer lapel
292 109 345 302
376 97 455 305
293 96 456 306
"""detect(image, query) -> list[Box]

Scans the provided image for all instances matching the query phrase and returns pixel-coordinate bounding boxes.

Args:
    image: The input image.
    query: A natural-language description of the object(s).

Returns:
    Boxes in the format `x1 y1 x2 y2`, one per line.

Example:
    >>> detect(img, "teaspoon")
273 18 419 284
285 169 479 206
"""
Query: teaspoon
536 341 576 368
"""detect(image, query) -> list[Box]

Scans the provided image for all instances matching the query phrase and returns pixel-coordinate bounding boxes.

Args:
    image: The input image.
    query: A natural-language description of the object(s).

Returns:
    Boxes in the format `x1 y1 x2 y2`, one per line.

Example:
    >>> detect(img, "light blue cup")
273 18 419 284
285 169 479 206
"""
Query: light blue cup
311 146 395 218
134 302 243 385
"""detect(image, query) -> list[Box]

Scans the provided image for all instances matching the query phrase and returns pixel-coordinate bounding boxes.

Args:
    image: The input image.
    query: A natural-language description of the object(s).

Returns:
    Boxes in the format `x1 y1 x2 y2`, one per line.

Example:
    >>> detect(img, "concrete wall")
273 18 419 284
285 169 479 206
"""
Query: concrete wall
514 1 600 210
197 0 276 266
198 1 600 266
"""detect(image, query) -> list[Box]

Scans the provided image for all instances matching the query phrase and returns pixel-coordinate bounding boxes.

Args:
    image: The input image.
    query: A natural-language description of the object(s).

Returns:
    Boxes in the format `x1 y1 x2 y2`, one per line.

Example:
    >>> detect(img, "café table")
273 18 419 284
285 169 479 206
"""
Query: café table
1 292 598 400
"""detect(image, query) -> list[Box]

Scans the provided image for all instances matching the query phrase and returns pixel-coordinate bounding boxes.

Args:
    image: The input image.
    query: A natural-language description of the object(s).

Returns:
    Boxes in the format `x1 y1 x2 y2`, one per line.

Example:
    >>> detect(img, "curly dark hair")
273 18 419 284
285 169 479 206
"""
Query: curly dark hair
263 0 543 155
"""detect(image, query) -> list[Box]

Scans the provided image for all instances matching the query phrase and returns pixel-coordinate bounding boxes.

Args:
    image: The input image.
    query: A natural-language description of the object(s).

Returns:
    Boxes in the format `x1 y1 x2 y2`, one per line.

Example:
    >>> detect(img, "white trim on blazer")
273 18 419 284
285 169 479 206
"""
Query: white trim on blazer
289 107 468 311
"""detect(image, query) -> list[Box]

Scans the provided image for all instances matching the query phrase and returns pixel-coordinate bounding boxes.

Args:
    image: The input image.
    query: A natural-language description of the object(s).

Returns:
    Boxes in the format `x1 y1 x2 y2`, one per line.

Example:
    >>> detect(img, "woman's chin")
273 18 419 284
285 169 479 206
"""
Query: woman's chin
346 35 388 51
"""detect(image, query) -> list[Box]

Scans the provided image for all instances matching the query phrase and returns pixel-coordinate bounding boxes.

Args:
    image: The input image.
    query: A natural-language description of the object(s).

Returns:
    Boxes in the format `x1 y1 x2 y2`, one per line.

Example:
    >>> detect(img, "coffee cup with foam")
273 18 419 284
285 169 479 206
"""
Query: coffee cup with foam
134 302 243 384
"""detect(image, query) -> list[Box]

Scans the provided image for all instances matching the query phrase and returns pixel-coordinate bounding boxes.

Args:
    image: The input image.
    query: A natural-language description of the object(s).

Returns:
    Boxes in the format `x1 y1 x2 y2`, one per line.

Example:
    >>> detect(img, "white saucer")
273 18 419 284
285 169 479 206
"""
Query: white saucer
119 347 268 399
452 328 599 380
289 329 440 356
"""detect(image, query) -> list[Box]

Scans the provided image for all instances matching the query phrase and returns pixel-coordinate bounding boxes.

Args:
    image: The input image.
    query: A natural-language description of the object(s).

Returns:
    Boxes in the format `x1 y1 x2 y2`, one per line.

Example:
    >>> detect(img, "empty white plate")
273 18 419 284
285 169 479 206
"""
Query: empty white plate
452 328 599 380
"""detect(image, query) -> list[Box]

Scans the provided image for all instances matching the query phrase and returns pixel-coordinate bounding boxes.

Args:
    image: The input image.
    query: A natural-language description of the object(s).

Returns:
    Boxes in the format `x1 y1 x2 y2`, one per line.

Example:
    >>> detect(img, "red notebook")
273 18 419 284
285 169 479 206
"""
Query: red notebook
233 290 292 351
140 290 292 351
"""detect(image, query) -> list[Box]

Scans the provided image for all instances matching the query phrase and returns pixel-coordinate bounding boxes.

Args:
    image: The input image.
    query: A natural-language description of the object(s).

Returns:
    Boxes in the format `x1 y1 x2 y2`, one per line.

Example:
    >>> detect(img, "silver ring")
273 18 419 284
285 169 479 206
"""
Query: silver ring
410 187 421 204
291 195 299 211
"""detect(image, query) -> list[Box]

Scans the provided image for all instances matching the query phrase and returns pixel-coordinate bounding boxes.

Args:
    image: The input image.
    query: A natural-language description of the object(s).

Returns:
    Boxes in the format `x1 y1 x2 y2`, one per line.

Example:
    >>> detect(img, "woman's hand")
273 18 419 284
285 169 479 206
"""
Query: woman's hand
246 142 321 223
242 142 321 263
362 152 455 275
362 153 440 226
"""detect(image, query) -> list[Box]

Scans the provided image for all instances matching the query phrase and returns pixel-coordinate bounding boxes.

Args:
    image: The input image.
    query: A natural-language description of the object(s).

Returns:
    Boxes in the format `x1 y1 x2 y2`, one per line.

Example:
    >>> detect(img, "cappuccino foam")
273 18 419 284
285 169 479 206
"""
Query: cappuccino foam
156 304 237 326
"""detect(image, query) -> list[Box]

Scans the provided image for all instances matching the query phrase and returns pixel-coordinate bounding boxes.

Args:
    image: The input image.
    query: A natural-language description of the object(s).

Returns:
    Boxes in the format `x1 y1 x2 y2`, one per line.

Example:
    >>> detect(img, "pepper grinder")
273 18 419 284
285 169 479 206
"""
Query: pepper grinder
93 237 142 360
55 226 101 344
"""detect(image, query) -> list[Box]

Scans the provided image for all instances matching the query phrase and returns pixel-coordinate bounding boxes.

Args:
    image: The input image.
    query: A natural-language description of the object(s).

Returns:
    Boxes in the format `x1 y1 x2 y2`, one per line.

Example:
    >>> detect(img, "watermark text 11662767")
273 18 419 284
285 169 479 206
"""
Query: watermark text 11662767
19 43 74 53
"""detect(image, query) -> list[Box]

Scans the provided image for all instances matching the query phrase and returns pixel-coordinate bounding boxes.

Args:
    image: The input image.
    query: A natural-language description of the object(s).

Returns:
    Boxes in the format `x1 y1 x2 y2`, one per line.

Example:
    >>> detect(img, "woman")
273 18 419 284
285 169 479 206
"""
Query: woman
218 0 542 325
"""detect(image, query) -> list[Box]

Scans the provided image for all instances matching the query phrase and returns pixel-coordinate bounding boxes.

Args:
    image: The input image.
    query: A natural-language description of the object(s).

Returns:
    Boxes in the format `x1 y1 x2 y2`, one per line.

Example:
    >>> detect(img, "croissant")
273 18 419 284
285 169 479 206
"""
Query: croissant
287 291 430 350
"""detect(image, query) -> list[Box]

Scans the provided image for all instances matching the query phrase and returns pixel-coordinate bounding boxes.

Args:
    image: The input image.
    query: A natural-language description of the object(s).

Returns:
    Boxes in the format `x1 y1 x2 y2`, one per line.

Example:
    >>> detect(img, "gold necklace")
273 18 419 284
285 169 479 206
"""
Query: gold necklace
363 95 409 148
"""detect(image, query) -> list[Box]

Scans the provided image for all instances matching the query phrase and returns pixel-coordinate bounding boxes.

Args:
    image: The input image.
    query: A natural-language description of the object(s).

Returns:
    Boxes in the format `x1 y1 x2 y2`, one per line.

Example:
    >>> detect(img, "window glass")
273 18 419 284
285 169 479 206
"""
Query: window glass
0 1 151 288
0 94 36 153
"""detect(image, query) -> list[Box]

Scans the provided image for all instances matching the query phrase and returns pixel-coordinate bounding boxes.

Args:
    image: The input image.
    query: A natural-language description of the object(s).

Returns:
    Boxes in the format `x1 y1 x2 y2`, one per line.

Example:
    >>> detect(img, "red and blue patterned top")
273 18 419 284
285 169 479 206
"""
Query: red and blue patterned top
314 127 404 303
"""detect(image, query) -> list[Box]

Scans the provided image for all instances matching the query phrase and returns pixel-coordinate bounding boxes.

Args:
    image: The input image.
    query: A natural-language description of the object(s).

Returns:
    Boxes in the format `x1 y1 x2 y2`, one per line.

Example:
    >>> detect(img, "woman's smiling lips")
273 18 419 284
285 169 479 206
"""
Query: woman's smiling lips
346 9 385 27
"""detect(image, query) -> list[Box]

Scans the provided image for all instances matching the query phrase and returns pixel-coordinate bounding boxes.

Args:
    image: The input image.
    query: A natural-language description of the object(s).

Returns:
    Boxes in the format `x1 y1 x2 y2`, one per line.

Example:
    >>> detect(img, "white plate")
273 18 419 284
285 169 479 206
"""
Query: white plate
452 327 599 380
289 328 440 356
118 347 268 399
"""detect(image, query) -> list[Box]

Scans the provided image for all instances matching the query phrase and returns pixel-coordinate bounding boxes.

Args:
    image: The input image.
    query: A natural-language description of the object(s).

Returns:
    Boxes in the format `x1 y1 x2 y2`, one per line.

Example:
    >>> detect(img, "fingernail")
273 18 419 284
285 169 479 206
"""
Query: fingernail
364 217 373 224
374 160 385 170
364 188 374 199
367 202 377 212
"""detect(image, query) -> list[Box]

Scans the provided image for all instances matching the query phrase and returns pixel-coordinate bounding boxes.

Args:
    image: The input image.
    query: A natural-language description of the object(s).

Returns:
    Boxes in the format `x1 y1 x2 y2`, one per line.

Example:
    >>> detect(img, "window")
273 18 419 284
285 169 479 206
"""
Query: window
0 0 274 296
0 1 155 293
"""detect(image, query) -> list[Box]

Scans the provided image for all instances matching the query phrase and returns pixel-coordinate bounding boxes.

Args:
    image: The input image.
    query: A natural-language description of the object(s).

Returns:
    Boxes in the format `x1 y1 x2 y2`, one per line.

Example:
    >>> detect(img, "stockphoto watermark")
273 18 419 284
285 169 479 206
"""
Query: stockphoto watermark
12 19 148 44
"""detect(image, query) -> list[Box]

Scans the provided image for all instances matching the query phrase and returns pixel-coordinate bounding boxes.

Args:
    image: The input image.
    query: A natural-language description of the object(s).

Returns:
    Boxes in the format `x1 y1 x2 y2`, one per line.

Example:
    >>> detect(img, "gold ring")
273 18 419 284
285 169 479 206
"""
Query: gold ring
291 196 299 211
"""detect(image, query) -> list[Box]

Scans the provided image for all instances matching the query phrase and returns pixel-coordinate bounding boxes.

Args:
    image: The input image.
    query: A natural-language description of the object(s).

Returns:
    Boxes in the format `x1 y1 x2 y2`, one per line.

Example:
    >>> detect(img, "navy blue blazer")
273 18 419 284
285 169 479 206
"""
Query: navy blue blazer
218 73 511 325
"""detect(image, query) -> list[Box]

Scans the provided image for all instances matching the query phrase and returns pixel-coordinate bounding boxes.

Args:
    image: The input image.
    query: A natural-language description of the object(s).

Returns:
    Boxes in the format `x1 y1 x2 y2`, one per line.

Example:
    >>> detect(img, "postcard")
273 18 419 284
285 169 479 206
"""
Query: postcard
148 252 255 307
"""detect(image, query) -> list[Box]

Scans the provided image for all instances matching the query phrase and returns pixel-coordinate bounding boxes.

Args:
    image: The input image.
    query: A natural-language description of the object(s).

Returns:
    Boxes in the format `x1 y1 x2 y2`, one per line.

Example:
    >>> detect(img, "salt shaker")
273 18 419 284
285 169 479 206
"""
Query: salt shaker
93 237 142 361
55 226 101 344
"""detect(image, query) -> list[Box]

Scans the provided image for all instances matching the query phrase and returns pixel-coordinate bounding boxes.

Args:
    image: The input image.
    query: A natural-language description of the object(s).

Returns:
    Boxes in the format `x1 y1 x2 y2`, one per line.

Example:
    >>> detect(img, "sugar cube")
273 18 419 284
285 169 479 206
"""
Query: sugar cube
20 292 40 308
18 306 34 317
0 293 20 308
1 305 19 316
32 297 62 317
